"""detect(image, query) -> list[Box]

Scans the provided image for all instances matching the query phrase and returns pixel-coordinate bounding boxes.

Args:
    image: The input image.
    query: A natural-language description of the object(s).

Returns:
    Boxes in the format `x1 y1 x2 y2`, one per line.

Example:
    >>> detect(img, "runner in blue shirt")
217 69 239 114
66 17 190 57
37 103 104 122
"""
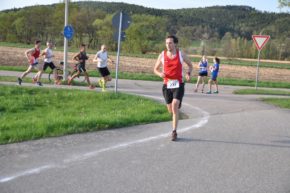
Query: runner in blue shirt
194 55 208 93
206 57 220 94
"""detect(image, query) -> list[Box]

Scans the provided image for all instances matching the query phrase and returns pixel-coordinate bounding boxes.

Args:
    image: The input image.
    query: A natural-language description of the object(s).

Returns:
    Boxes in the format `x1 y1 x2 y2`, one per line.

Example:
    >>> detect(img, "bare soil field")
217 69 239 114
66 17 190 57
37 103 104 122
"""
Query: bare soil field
1 46 290 82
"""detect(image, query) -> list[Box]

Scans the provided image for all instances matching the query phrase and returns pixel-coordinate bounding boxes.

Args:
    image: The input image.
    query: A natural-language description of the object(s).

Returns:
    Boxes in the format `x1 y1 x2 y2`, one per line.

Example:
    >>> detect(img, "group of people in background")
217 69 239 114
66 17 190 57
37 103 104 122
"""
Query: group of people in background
17 40 113 92
194 55 220 94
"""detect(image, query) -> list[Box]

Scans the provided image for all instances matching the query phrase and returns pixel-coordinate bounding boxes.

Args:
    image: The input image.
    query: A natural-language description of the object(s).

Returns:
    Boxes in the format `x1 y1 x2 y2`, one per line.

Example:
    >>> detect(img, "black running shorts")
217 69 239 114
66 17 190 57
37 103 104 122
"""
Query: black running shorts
162 83 184 108
77 63 86 72
43 62 56 71
198 71 208 77
98 67 110 77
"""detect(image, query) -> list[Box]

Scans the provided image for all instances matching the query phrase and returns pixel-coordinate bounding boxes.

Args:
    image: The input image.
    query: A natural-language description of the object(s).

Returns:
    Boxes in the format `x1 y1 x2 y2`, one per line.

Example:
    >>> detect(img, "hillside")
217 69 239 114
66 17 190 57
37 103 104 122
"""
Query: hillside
0 1 289 59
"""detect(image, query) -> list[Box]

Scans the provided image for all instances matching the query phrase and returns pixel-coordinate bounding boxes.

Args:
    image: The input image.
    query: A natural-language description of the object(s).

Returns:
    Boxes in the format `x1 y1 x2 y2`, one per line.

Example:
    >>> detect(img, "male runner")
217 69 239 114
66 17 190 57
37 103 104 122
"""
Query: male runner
154 35 193 141
93 44 113 92
68 44 95 89
18 40 42 86
38 41 60 85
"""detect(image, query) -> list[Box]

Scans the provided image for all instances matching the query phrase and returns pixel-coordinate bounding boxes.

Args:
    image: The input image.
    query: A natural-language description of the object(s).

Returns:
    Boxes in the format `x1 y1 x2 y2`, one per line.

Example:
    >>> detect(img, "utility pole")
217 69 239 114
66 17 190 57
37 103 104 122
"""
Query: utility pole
63 0 69 81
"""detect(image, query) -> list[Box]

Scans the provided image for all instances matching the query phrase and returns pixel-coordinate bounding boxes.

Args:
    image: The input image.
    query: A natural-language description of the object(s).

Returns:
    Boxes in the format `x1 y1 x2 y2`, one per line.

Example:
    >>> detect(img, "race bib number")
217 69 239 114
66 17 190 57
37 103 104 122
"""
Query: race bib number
167 79 180 89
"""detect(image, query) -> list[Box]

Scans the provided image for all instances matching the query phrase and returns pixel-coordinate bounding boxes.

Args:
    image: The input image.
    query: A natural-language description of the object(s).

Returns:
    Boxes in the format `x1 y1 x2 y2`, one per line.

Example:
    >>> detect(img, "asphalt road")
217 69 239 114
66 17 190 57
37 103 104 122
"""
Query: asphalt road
1 72 290 193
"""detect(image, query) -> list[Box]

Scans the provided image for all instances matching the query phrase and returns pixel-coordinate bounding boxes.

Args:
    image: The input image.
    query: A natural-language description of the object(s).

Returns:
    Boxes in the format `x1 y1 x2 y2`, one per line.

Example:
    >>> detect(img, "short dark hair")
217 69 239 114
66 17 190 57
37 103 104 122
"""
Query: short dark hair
166 35 178 44
215 57 220 64
35 40 41 45
81 43 86 47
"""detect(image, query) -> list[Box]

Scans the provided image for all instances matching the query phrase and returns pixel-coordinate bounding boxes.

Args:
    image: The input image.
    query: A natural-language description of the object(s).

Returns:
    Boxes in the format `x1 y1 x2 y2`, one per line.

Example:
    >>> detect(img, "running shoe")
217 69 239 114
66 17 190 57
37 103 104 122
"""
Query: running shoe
213 91 219 94
89 85 95 89
102 82 106 92
206 91 212 94
36 82 43 86
171 130 177 141
17 77 22 85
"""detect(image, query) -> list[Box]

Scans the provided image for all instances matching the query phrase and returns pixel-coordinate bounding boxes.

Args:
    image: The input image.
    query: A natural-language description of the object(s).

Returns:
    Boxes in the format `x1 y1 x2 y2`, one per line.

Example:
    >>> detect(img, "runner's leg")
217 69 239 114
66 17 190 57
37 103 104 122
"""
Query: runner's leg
36 70 43 83
207 79 212 93
166 103 173 113
84 71 91 85
68 71 80 85
20 65 33 79
195 76 201 92
215 80 219 92
201 76 206 92
172 99 180 131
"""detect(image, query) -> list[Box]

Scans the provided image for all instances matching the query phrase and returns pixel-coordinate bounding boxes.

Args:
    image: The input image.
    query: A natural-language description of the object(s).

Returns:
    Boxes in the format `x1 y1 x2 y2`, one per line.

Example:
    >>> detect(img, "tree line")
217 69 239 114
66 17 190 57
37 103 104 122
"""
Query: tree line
0 1 289 60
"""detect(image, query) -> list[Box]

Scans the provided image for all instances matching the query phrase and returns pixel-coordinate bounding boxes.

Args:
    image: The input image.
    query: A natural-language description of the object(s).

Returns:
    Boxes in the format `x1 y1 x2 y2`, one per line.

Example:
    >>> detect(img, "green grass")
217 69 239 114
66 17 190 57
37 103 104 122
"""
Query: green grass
0 66 27 72
215 77 290 89
0 85 170 144
0 75 91 87
0 42 33 48
222 58 290 70
234 88 290 109
1 41 290 69
1 67 290 89
234 89 290 96
262 98 290 109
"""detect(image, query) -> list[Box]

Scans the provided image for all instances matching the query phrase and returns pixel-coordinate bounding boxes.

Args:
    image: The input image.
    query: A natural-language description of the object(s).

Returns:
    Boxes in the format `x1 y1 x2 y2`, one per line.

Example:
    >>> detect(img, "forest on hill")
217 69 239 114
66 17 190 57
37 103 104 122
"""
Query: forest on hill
0 1 289 60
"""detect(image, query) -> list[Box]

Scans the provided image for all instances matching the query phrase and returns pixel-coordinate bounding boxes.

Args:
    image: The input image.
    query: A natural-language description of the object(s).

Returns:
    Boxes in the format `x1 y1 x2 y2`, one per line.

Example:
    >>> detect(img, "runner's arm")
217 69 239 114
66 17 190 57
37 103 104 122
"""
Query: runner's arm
93 53 101 63
108 56 114 63
72 52 81 62
41 49 47 57
182 52 193 81
25 48 34 61
154 54 165 78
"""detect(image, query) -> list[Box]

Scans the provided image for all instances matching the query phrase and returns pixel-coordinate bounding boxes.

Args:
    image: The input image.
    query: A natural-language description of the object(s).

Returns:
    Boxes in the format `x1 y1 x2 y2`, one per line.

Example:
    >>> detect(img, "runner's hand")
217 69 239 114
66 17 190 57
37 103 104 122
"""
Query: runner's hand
159 72 165 78
185 73 191 82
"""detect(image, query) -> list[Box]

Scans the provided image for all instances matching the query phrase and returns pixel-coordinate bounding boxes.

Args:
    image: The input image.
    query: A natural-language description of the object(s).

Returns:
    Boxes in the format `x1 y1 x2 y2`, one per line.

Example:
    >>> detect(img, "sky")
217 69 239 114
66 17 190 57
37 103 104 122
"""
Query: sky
0 0 289 13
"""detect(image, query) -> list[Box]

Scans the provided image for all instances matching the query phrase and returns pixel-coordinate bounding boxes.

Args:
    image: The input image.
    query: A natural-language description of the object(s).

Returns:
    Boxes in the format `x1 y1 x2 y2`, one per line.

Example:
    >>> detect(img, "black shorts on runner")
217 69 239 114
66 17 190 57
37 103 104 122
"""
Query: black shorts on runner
43 62 56 71
162 83 185 109
198 71 208 76
77 63 86 72
98 67 110 77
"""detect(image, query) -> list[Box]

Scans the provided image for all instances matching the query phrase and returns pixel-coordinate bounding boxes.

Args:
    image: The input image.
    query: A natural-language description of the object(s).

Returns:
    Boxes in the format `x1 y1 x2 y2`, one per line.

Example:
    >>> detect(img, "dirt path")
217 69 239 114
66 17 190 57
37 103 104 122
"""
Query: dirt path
1 46 290 82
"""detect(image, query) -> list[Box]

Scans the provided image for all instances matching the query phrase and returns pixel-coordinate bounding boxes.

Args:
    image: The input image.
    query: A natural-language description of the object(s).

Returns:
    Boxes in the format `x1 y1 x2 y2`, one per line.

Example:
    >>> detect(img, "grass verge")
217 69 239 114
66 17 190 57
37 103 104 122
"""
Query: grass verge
233 89 290 96
0 85 170 144
1 65 290 88
1 42 290 69
0 76 91 87
262 98 290 109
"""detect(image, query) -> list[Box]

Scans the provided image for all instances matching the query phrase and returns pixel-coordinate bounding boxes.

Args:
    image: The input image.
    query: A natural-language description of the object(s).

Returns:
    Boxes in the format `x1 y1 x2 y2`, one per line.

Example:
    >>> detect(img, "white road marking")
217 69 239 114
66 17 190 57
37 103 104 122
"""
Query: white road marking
0 165 55 183
0 92 210 183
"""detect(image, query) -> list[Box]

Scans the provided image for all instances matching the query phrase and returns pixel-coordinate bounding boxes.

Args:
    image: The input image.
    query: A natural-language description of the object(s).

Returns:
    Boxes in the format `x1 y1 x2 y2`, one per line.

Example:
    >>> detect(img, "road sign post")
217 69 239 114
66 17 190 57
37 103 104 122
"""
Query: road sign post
63 0 69 81
112 12 131 93
252 35 270 90
255 50 261 89
115 12 123 93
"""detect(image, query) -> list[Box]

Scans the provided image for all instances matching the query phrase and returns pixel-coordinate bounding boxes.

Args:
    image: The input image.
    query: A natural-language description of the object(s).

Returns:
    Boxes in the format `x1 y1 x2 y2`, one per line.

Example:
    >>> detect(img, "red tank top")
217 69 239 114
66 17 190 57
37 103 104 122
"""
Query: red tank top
32 48 40 59
163 49 183 84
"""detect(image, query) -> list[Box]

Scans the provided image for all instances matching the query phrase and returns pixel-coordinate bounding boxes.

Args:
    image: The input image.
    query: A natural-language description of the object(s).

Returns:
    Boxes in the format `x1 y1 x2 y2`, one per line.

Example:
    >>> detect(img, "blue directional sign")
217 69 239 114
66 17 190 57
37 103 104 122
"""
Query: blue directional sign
64 25 74 40
112 12 131 30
